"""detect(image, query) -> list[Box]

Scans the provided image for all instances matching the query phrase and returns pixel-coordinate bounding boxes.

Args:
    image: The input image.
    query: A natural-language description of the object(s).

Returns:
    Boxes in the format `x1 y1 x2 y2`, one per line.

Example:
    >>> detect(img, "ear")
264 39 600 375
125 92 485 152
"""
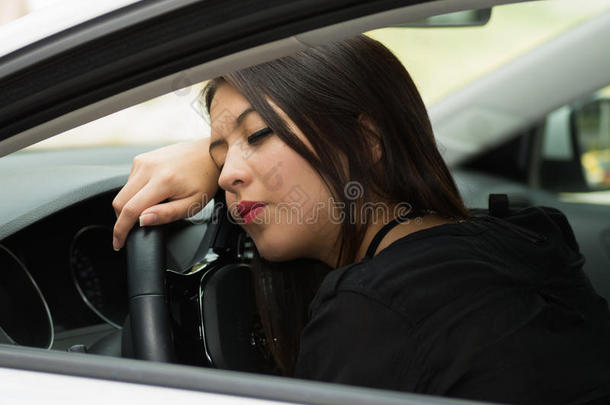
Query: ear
357 114 382 164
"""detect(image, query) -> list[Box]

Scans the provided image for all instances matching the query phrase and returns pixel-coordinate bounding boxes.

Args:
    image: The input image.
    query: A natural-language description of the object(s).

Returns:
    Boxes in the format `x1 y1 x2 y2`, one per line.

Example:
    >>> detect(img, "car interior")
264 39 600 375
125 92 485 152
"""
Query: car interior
1 0 609 403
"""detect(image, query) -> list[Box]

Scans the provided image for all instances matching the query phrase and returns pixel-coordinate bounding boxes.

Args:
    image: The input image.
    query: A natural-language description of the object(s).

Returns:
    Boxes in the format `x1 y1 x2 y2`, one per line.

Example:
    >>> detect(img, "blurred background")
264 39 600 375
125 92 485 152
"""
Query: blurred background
1 0 610 150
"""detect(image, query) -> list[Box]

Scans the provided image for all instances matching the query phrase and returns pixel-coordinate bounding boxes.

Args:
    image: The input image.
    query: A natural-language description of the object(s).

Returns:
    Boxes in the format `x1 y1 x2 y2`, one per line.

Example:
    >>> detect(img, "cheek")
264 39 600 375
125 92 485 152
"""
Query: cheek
236 140 340 262
274 144 320 199
252 162 341 262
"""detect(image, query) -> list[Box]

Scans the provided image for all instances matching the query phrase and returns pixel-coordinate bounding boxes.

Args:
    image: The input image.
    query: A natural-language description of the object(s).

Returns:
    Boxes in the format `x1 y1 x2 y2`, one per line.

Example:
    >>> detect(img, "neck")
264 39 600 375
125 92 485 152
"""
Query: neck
354 213 453 263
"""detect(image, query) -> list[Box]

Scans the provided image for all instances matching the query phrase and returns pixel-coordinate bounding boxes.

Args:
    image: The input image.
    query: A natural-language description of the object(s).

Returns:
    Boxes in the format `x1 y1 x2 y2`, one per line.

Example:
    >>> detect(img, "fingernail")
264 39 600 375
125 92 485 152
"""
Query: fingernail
139 213 158 227
113 237 120 251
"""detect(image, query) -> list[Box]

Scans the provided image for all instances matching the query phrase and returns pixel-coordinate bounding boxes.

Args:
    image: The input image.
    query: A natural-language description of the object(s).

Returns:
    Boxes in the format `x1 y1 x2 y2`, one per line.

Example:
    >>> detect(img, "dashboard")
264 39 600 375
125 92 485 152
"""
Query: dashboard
1 145 609 355
0 145 159 351
0 145 215 353
0 191 125 349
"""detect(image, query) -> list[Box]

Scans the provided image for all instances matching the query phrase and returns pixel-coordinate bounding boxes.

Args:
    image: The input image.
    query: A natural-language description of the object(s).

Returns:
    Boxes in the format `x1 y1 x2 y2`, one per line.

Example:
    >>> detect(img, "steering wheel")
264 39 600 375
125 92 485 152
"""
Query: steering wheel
125 225 175 362
122 192 268 370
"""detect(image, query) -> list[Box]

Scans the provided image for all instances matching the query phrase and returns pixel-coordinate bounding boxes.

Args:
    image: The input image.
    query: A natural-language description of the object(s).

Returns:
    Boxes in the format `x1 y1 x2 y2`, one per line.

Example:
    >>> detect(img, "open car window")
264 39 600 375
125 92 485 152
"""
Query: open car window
1 1 610 404
21 0 610 152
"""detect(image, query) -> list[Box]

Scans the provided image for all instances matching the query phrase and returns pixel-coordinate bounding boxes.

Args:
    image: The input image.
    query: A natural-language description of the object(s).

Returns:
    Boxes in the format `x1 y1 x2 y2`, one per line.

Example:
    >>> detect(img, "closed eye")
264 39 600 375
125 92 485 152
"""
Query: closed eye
247 127 273 145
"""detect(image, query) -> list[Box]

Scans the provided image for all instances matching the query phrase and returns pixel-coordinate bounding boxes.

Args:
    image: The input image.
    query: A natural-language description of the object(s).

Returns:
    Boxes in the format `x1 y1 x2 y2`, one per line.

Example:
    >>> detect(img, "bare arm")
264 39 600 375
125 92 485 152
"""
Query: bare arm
112 138 219 250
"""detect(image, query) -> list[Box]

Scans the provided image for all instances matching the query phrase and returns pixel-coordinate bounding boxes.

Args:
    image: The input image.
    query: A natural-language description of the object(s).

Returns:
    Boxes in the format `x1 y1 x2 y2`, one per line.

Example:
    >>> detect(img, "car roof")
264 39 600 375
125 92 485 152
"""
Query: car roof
0 0 141 58
0 0 530 157
429 7 610 166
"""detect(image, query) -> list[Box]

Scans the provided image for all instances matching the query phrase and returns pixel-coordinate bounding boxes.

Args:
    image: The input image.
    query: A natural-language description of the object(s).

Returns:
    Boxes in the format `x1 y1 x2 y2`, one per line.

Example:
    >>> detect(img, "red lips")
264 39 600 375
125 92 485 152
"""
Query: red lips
236 200 267 225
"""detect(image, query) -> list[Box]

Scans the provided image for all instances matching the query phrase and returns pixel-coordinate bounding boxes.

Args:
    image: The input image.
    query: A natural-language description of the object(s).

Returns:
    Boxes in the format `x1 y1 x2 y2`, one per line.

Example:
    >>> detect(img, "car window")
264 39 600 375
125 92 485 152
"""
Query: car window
368 1 610 105
540 84 610 200
576 86 610 190
542 106 573 161
20 0 610 152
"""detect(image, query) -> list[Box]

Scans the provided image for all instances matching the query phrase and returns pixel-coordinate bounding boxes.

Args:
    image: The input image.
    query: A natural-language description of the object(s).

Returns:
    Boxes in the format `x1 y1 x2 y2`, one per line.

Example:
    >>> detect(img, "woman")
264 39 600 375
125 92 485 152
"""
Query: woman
112 35 610 404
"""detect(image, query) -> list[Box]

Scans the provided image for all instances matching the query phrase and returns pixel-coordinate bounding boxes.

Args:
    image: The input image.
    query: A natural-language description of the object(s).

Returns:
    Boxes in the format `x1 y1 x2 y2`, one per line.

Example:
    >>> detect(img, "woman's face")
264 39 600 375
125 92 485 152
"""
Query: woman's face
208 83 341 266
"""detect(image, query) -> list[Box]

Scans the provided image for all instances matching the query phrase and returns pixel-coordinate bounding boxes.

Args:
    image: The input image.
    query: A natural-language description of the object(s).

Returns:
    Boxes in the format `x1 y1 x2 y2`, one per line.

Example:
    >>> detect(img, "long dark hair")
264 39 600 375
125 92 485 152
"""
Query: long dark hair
202 34 469 375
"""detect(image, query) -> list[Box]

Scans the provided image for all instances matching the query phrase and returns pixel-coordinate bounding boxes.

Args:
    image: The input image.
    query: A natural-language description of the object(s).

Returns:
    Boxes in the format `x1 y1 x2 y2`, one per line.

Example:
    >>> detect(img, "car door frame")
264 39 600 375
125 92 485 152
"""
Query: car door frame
0 1 533 404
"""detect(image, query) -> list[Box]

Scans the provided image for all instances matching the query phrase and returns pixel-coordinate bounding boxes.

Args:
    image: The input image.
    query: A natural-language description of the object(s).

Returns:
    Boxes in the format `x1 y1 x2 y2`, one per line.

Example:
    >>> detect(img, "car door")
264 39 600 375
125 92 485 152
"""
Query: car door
459 84 610 301
0 1 514 404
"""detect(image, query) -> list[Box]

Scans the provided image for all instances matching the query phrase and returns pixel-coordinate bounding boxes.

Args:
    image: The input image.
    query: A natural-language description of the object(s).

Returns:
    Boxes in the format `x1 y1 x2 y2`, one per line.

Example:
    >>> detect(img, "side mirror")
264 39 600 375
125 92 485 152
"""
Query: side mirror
572 97 610 191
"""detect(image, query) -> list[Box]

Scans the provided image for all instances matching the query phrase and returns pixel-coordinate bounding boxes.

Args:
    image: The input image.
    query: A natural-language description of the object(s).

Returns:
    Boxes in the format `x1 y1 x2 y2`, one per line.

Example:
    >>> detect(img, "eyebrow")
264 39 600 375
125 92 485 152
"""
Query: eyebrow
209 107 256 151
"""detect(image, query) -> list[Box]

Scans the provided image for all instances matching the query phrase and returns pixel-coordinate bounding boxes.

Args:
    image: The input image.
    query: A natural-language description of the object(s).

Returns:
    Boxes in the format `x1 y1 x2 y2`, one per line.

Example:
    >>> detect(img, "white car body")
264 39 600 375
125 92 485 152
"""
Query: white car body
0 1 608 404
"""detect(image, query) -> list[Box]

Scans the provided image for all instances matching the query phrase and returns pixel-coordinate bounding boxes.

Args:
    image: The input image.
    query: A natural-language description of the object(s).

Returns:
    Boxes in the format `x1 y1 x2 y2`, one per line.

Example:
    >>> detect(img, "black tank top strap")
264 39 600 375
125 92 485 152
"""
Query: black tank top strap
364 209 427 260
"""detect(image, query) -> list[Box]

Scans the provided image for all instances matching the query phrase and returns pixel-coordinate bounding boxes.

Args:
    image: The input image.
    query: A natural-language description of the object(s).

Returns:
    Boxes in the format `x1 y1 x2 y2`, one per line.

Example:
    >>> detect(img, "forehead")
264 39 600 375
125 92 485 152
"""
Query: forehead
209 82 285 119
208 85 293 138
209 83 249 117
208 84 258 136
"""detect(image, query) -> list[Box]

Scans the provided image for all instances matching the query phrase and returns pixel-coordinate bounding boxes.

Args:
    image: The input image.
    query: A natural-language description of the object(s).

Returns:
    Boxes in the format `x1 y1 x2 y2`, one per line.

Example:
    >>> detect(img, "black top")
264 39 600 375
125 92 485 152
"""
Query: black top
294 207 610 405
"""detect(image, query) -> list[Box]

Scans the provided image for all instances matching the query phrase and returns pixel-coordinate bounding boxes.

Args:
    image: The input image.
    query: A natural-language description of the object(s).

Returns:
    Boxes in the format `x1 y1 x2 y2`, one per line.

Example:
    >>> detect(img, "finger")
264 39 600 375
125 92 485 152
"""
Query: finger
112 173 149 219
112 182 173 250
139 197 202 226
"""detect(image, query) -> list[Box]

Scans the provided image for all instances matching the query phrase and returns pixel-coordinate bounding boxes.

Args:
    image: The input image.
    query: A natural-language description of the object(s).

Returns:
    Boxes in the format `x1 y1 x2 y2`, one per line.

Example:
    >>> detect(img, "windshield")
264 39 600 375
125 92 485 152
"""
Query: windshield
16 0 610 151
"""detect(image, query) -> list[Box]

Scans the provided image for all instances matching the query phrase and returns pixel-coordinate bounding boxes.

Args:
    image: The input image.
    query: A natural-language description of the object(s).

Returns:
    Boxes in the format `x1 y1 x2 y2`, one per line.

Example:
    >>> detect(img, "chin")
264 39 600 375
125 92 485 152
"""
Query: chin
252 236 302 263
256 246 293 263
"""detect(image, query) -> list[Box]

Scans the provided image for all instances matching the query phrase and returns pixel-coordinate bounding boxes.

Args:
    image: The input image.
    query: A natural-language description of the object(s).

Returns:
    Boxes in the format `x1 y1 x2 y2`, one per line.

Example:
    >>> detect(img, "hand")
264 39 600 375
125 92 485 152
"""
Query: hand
112 138 219 251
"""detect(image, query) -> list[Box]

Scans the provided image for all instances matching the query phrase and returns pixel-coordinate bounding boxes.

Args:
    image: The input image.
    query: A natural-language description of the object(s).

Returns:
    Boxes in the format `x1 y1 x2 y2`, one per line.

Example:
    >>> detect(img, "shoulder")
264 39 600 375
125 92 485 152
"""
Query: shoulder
310 218 494 322
295 289 415 390
311 209 583 324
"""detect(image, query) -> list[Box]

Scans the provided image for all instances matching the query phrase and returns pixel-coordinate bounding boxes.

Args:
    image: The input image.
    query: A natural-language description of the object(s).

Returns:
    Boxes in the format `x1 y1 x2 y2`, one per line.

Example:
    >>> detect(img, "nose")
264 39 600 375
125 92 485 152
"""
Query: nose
217 143 252 194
